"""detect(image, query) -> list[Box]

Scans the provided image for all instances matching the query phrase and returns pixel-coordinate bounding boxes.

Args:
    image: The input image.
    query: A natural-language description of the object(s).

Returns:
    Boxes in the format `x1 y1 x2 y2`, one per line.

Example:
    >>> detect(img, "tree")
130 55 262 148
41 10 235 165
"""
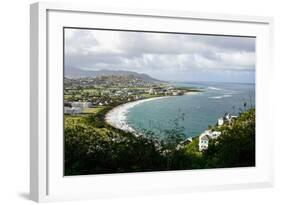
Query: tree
204 108 255 168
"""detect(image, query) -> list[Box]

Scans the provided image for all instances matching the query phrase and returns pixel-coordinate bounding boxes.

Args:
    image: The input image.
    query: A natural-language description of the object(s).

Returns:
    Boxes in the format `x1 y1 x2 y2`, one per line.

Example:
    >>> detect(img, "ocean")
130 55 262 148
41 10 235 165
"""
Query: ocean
126 82 255 139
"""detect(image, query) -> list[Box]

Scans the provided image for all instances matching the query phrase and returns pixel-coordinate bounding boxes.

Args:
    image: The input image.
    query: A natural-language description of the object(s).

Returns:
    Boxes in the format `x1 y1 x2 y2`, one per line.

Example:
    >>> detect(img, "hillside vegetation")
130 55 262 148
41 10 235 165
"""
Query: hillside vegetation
64 108 255 175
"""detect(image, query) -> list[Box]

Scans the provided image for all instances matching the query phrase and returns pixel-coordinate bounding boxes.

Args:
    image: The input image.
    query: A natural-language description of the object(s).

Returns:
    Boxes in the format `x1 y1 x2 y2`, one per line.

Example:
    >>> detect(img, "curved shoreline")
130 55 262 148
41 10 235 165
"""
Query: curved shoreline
105 96 169 133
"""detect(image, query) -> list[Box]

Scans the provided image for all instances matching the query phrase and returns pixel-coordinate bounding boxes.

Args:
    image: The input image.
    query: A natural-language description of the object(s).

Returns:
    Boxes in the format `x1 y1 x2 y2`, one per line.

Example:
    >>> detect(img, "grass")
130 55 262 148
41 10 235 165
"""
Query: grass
141 94 162 98
82 106 107 114
64 115 84 127
64 106 110 128
82 88 100 94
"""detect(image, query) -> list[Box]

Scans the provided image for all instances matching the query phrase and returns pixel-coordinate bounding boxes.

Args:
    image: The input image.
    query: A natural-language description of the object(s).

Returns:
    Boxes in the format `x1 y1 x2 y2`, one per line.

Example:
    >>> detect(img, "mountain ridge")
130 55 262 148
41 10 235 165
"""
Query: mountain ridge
65 67 163 83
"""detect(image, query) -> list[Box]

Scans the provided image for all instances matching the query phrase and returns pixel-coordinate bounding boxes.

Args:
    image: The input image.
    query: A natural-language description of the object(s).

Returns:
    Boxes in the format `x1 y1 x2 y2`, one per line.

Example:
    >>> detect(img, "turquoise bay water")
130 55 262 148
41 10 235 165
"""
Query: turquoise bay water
126 82 255 139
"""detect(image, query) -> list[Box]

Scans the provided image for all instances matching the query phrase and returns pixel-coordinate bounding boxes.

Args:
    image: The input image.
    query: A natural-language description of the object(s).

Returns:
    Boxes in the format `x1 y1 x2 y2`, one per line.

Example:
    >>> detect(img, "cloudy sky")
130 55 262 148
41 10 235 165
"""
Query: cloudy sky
64 28 255 83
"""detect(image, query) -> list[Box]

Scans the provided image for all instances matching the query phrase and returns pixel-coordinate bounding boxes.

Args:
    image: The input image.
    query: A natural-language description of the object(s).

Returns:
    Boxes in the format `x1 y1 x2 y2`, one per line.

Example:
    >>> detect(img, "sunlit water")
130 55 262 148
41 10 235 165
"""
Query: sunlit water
126 82 255 139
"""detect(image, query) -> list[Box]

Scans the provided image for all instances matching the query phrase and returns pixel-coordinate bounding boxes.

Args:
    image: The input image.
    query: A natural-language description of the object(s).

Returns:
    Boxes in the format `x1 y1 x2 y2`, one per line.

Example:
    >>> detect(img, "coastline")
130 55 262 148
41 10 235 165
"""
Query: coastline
105 96 169 133
184 91 200 95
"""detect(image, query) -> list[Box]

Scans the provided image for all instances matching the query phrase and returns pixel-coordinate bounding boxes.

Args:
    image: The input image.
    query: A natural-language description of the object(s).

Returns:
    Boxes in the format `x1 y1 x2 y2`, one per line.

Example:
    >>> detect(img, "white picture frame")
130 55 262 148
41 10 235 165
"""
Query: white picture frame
30 2 274 202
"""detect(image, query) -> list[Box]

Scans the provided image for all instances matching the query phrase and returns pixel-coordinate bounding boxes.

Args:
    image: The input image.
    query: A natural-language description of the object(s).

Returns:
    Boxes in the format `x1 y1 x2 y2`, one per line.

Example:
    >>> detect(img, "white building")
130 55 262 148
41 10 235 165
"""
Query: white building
209 131 221 139
71 102 91 109
72 107 82 114
83 102 93 108
64 107 82 115
224 113 237 124
64 101 93 115
70 102 83 109
199 130 221 151
217 113 238 126
148 88 155 95
218 117 224 126
64 107 72 115
199 135 209 151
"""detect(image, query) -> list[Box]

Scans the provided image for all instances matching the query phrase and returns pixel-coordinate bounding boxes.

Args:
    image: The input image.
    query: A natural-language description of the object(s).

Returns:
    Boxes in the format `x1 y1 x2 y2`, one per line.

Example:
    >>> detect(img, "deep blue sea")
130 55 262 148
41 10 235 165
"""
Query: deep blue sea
126 82 255 139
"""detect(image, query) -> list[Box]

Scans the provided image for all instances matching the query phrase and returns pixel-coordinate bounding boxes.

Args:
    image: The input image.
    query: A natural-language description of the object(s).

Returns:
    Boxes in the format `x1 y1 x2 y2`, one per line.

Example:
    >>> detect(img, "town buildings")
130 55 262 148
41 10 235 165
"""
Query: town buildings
64 101 93 115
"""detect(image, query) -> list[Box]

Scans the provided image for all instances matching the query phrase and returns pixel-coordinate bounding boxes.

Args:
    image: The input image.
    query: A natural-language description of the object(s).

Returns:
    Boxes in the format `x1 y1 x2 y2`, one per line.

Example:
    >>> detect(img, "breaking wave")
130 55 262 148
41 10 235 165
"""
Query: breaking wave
208 94 232 99
208 86 222 91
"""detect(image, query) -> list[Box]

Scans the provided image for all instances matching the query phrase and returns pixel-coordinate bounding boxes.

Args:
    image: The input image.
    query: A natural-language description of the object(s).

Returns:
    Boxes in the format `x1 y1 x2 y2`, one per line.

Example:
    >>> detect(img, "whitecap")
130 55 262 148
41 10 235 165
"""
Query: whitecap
208 86 222 91
208 94 232 99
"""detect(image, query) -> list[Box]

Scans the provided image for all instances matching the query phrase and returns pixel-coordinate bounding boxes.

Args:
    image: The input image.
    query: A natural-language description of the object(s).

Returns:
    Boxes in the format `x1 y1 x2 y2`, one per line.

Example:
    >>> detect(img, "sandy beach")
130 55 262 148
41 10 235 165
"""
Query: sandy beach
184 91 201 95
105 96 169 133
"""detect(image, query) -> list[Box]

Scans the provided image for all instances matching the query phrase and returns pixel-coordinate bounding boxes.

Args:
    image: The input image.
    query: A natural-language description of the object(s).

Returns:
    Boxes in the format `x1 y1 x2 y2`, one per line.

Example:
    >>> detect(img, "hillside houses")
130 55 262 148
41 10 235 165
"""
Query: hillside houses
199 113 238 151
218 113 238 126
199 130 221 151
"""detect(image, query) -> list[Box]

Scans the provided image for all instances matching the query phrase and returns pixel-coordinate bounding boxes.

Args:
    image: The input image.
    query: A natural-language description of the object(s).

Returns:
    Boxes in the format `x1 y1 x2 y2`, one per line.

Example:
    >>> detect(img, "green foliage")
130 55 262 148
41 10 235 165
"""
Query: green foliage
64 108 255 175
64 124 165 175
203 108 255 168
161 112 186 149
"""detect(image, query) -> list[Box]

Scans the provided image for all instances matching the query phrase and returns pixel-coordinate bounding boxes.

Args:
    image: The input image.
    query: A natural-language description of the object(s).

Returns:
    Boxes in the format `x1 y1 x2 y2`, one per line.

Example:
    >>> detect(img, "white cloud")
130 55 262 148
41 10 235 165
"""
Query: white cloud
64 28 255 82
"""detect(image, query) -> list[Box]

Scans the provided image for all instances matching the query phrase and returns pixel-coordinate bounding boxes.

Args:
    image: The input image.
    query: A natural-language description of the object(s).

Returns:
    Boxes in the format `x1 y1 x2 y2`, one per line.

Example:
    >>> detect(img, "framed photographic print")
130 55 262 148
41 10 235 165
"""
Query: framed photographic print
30 2 274 202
